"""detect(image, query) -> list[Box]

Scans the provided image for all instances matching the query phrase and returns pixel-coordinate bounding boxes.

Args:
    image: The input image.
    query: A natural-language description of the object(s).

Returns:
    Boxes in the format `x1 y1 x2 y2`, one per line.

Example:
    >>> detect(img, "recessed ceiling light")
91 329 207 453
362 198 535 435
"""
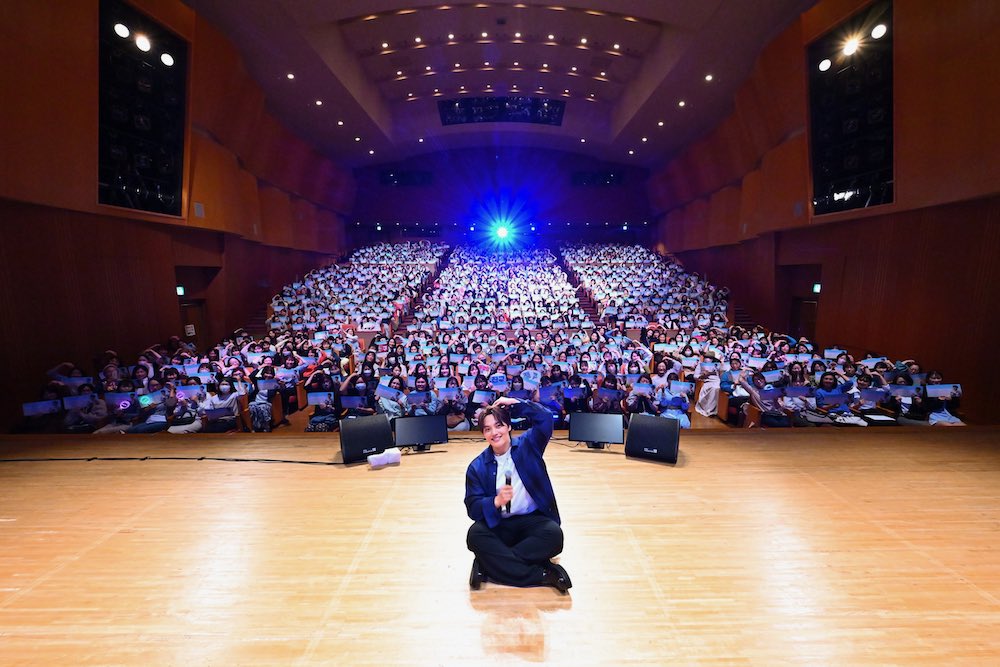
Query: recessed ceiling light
484 61 490 66
408 92 414 96
369 149 375 155
548 34 555 40
114 23 130 38
628 150 634 155
382 42 389 49
678 100 686 107
819 59 831 72
543 63 548 68
286 73 295 80
481 32 488 38
414 36 422 43
355 137 361 141
613 43 620 50
514 61 519 66
455 62 461 68
396 70 403 76
160 53 174 67
580 138 586 143
600 71 606 77
843 37 860 55
658 120 664 126
434 88 439 92
641 136 647 142
426 65 432 70
135 34 151 52
538 85 543 89
315 100 323 106
337 120 344 126
589 92 595 97
448 33 455 40
418 138 424 142
871 24 887 39
705 74 714 82
580 37 587 44
571 66 577 72
564 89 569 93
515 32 522 38
460 85 465 89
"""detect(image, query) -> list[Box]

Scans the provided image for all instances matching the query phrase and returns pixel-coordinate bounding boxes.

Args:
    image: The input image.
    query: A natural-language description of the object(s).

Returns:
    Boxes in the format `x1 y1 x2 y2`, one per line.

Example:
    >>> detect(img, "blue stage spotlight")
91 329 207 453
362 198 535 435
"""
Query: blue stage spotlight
495 225 510 239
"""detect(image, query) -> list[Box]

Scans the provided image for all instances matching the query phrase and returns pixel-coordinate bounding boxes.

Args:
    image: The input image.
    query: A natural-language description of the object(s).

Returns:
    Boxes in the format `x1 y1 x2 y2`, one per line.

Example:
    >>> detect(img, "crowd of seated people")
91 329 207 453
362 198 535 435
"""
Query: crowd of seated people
562 243 729 330
268 241 448 335
413 246 590 330
15 241 965 433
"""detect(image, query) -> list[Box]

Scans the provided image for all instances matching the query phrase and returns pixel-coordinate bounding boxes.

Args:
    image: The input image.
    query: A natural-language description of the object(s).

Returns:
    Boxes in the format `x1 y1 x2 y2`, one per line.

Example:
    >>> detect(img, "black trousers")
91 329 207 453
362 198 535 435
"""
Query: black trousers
466 512 563 587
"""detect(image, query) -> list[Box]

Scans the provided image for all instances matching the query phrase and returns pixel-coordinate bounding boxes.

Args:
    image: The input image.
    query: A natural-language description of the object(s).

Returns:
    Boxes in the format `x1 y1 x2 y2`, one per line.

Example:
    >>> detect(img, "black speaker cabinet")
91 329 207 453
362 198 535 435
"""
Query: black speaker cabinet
625 414 679 464
340 414 394 464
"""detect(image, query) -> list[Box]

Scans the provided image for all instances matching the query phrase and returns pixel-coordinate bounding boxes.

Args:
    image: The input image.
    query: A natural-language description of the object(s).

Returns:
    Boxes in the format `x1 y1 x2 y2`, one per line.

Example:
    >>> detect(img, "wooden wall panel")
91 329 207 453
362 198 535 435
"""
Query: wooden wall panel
752 21 807 145
0 1 98 213
291 199 319 251
258 186 295 249
738 168 764 239
707 185 742 247
187 132 251 236
757 133 809 232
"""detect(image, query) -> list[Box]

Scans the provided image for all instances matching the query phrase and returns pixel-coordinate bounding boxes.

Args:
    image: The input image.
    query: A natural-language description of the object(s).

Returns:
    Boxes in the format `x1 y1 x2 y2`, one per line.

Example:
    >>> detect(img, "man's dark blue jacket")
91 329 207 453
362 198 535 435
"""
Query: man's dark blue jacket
464 400 560 529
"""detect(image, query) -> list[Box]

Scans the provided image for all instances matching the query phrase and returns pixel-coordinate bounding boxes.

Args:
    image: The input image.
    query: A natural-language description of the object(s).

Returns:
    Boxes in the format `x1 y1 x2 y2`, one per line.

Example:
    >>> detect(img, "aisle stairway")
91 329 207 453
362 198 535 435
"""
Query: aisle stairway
393 247 454 334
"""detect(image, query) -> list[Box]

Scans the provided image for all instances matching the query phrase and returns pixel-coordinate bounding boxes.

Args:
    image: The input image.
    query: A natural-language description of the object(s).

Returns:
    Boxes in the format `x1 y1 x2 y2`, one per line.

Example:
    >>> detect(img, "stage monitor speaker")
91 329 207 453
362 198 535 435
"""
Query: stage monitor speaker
624 414 679 464
340 414 394 464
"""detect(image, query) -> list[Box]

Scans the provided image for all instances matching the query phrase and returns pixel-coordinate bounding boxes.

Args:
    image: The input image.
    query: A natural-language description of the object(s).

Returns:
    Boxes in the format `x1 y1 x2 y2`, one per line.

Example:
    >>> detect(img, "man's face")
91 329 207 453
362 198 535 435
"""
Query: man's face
482 413 512 454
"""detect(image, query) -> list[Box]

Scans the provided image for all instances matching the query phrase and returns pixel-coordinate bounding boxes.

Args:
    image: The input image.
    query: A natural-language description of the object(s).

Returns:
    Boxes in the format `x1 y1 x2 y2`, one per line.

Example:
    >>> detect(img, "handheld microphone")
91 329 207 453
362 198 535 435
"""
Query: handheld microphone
505 472 512 514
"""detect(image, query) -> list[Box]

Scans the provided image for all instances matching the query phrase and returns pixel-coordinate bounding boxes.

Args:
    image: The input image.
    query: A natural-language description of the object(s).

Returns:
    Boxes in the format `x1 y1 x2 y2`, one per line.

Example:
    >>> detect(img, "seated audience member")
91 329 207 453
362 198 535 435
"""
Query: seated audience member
740 372 790 428
376 376 408 420
625 373 659 419
813 372 866 427
62 383 107 433
440 375 470 431
884 374 928 425
126 380 175 434
167 384 206 434
201 378 240 433
693 354 721 418
305 392 340 433
249 367 278 432
656 373 691 429
923 370 965 427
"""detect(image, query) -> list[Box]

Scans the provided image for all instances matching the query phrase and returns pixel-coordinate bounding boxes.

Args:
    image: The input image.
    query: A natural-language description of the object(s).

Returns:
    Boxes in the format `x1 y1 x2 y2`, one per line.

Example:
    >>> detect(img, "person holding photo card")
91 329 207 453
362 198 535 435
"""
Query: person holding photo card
693 354 721 418
814 372 866 427
465 396 571 593
440 376 470 431
885 374 928 425
924 371 965 426
376 376 408 420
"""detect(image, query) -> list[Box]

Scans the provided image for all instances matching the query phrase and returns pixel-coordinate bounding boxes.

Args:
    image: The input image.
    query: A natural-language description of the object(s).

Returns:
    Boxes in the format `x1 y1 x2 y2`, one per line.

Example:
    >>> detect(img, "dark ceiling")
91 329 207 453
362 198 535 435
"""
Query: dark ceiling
183 0 819 169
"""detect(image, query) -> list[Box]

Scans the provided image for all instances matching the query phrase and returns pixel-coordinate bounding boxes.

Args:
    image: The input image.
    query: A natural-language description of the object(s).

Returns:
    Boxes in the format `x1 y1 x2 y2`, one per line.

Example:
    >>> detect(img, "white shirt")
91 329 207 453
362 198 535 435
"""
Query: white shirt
494 448 537 518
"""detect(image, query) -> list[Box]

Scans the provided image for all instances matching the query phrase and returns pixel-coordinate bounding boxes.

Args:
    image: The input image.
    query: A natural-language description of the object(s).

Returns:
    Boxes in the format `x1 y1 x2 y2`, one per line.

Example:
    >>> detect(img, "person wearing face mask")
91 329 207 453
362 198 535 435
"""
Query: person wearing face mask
201 379 240 433
340 371 376 418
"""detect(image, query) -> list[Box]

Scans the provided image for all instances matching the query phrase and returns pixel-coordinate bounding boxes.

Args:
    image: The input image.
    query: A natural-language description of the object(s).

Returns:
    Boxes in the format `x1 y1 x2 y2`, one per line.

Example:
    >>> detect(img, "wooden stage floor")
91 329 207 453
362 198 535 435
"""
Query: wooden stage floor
2 427 1000 665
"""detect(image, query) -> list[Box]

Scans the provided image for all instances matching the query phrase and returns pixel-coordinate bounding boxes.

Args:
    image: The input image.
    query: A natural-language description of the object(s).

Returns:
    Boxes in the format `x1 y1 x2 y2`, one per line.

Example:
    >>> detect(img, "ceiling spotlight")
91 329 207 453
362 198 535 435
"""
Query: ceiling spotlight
658 120 664 127
543 63 548 68
481 31 488 38
564 89 569 93
434 88 439 92
414 36 422 43
641 137 647 142
548 34 555 40
580 37 588 44
455 62 461 68
315 100 323 105
426 65 432 70
600 71 606 77
538 85 543 90
286 73 295 79
135 34 151 52
448 33 455 40
628 150 634 155
514 61 519 66
160 53 174 67
396 70 403 76
369 149 375 155
571 66 577 72
819 58 832 72
408 92 414 96
871 24 887 39
355 136 361 141
580 138 586 143
382 42 389 49
705 74 713 81
613 43 620 50
460 85 465 89
484 61 490 66
418 138 424 142
843 37 860 55
337 120 344 126
678 100 686 107
515 32 522 38
114 23 130 38
622 224 629 231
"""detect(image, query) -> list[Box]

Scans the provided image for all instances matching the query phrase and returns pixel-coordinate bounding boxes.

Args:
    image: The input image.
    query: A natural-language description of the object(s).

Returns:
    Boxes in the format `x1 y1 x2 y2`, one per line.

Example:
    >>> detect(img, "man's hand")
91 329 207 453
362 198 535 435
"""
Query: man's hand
494 485 514 509
492 396 519 409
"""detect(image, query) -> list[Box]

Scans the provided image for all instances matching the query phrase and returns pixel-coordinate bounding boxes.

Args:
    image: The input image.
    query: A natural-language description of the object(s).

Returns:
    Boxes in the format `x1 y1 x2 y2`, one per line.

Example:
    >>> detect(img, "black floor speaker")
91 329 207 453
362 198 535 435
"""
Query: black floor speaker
340 414 394 464
624 414 679 464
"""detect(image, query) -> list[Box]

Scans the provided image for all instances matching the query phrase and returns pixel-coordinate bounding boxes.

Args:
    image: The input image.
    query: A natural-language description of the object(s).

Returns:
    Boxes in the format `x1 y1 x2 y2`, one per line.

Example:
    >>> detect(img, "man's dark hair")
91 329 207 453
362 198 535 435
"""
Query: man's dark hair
478 406 511 433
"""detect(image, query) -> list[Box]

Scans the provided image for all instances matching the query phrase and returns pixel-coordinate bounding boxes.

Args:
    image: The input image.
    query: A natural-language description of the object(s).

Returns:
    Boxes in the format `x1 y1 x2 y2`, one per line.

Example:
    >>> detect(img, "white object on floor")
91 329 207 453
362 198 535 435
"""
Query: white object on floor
368 447 401 468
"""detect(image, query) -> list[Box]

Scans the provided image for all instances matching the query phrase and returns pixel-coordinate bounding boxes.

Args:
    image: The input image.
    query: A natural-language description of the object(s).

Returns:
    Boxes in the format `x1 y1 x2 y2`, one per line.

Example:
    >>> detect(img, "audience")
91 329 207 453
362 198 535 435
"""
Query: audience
15 241 966 434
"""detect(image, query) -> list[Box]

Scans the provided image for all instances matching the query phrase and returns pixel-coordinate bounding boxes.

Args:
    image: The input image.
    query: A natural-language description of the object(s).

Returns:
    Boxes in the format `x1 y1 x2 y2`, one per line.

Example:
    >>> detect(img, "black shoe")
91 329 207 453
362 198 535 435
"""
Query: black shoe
541 563 572 593
469 558 485 590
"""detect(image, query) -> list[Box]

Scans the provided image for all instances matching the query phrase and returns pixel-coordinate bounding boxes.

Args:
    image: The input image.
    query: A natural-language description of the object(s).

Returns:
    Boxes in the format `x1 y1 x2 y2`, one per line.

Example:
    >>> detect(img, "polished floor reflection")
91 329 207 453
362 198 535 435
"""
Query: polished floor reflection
1 428 999 665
